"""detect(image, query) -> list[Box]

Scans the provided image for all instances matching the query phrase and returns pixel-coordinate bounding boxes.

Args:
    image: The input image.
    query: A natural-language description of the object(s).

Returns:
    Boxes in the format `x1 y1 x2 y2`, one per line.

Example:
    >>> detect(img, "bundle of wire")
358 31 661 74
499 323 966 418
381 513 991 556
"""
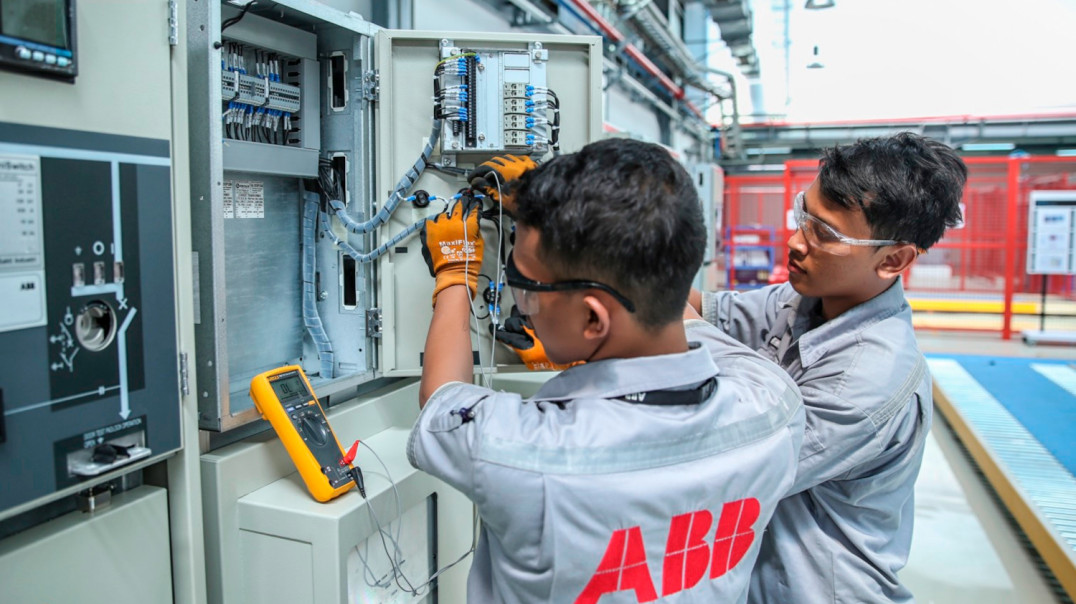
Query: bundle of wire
351 442 478 598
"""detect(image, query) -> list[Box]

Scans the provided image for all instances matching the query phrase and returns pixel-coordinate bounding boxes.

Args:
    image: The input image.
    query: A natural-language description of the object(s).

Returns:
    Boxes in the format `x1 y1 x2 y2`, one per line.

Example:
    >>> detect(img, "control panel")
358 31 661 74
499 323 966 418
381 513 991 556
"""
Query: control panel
436 44 553 153
0 122 181 520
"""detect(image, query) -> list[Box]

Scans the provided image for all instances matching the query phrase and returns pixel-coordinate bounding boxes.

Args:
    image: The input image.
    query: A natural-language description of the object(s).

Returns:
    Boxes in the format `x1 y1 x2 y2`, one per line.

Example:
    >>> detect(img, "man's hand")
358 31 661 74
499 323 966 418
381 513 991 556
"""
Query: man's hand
492 306 581 371
468 154 537 211
421 197 484 307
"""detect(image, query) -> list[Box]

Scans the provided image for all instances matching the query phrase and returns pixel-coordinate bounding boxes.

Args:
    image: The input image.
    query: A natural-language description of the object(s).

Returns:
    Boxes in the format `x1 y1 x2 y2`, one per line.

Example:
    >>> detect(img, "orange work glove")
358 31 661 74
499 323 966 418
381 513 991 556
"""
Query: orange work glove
420 196 484 307
467 154 537 211
491 306 582 371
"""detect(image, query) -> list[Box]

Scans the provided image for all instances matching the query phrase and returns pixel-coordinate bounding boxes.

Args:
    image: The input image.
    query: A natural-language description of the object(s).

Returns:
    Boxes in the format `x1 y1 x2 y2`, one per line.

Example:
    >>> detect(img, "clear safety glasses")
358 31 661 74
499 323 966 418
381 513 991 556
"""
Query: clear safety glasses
504 252 636 316
793 191 907 256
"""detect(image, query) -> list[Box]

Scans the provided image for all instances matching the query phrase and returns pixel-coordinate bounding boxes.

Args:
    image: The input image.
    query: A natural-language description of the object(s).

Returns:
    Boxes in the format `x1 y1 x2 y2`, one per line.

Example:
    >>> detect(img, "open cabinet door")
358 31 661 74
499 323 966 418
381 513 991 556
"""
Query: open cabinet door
373 29 602 377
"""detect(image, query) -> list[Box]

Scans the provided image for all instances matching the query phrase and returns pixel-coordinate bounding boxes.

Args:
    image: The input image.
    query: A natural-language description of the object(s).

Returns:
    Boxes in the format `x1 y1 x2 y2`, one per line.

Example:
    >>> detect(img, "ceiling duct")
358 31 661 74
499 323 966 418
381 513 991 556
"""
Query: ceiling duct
619 2 728 95
615 0 744 156
693 0 759 76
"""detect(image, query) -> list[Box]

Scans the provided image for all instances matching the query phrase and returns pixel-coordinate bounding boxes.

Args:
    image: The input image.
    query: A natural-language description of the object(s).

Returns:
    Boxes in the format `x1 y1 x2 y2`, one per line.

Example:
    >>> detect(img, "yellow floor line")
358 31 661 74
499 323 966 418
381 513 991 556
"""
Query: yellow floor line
908 299 1040 314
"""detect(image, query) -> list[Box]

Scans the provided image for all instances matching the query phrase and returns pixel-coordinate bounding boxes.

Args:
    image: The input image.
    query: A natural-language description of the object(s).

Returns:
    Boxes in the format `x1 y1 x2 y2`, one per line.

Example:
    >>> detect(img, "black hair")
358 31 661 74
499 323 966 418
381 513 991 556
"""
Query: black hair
818 132 967 249
512 138 705 328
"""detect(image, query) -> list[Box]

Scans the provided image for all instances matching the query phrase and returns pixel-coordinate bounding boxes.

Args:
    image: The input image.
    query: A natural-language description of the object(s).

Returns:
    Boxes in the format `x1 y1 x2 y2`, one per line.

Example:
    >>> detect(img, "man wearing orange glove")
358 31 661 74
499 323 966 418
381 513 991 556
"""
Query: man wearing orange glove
410 139 803 603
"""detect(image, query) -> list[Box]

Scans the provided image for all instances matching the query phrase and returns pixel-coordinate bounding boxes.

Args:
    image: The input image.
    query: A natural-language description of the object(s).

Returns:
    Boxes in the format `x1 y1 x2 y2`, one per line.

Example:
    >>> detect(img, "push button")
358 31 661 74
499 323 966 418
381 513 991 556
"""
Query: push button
15 46 31 60
44 55 57 65
31 51 44 62
57 57 70 67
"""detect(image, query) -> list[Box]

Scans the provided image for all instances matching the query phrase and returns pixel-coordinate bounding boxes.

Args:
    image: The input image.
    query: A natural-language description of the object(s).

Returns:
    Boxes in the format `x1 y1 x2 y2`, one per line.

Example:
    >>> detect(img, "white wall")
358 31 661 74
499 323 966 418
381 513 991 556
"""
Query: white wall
605 85 664 142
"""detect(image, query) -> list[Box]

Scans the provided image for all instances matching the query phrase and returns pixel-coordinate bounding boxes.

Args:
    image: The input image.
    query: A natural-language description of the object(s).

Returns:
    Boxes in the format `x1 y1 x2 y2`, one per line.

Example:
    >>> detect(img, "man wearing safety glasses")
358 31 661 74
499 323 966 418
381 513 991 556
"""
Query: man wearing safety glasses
690 132 967 603
410 139 804 603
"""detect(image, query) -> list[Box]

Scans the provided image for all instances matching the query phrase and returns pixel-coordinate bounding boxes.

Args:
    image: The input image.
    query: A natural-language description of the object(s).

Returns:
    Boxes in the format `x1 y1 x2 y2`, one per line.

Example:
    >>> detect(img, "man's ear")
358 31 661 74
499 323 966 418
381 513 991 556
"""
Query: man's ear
876 244 918 279
581 295 611 341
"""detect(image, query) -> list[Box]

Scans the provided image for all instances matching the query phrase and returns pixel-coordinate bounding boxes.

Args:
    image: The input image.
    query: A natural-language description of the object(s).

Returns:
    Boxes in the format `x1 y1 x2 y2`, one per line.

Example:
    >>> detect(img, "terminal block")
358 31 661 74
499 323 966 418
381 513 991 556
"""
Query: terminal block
437 43 547 153
503 82 528 98
221 71 301 113
504 114 528 130
504 131 532 147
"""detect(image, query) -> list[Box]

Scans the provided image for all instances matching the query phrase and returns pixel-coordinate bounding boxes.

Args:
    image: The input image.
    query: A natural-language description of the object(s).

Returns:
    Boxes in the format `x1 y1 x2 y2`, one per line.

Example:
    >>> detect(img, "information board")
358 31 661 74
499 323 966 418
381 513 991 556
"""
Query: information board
1026 190 1076 275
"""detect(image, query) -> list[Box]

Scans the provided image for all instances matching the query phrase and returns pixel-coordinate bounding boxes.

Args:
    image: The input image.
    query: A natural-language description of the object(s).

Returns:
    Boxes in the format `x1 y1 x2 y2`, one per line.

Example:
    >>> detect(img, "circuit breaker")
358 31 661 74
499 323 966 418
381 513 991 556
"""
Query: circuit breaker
188 0 601 431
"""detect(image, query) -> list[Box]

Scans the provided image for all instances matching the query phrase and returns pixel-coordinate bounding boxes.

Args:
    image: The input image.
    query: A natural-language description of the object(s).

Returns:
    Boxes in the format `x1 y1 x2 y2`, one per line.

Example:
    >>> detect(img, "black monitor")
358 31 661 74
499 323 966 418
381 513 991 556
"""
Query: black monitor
0 0 77 82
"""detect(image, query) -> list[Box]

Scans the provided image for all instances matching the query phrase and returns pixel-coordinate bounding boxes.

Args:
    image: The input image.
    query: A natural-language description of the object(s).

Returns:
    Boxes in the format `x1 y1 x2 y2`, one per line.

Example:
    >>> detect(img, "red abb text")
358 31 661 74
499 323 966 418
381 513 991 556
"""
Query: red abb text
575 497 761 603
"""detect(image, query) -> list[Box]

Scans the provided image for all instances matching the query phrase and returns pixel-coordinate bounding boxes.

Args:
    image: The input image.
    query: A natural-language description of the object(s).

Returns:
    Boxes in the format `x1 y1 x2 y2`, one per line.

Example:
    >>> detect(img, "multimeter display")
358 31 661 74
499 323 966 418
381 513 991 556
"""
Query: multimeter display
270 375 309 404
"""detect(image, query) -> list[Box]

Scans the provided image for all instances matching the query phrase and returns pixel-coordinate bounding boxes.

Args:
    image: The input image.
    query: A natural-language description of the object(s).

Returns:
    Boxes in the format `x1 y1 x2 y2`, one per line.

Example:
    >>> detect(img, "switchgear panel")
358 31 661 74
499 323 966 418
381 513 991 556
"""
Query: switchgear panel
0 0 183 519
375 30 601 378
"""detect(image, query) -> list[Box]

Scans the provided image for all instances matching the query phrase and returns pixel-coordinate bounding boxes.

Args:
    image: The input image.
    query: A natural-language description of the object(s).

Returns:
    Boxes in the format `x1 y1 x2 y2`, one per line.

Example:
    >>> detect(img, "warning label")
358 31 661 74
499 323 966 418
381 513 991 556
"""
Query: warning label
223 181 234 219
223 180 264 219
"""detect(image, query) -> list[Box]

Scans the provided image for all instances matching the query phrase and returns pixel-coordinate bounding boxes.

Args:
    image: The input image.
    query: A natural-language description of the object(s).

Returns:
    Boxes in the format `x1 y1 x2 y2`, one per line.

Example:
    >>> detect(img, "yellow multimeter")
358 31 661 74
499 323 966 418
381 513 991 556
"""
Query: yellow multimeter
249 365 361 502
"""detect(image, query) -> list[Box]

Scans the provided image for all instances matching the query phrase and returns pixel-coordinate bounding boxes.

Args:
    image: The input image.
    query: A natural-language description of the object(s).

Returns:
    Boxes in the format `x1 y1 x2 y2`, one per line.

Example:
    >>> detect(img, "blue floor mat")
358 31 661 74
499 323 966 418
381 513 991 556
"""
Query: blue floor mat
928 354 1076 477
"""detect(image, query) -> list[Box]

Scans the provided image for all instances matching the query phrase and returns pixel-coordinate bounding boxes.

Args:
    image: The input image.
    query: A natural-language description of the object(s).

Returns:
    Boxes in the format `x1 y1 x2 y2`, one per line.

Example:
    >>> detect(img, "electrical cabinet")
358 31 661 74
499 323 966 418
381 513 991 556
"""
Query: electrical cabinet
0 1 182 522
689 163 724 291
690 162 723 257
188 0 602 431
375 30 601 378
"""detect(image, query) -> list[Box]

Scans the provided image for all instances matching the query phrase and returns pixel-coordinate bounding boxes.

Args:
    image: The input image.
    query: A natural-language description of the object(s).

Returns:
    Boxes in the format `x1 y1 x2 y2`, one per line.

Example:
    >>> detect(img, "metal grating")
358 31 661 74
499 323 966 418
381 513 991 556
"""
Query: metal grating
928 358 1076 556
935 410 1075 604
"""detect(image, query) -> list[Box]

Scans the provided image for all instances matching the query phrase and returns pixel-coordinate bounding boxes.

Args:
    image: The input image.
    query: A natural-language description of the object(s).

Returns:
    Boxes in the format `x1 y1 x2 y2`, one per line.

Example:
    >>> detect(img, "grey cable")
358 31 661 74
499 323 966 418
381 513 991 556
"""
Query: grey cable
301 191 335 379
330 119 444 234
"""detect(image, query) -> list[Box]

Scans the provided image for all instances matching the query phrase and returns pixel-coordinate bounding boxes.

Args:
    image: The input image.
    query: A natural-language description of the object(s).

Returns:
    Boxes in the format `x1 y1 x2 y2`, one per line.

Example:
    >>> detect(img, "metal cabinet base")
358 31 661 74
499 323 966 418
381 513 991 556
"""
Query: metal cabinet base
0 486 172 603
201 379 475 604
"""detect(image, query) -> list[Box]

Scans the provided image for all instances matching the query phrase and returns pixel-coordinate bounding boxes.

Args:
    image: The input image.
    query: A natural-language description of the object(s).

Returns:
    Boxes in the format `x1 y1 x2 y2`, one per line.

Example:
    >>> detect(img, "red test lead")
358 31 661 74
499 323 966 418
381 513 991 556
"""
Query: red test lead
340 440 360 466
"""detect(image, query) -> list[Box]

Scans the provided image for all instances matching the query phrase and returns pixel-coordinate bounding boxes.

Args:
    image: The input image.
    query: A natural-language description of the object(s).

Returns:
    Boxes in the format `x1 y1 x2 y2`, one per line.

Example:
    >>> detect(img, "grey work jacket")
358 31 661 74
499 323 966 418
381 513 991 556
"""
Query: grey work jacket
409 320 804 603
703 279 930 603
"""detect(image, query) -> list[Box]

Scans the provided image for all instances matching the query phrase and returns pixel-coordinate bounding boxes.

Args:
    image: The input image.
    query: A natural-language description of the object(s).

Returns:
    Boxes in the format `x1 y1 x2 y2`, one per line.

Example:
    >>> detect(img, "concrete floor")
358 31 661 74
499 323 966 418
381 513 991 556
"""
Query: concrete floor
904 420 1062 603
916 330 1076 360
902 329 1073 603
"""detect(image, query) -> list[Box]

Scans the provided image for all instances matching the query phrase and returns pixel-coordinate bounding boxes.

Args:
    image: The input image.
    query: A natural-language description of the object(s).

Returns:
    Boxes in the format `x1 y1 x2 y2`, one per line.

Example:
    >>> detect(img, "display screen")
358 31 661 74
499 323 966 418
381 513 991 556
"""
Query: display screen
270 374 309 404
1 0 69 49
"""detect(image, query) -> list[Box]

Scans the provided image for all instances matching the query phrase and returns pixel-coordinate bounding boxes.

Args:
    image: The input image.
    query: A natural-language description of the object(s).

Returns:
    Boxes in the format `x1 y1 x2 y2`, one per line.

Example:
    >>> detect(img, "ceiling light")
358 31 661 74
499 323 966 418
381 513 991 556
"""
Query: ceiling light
805 0 836 9
961 143 1015 152
746 147 793 155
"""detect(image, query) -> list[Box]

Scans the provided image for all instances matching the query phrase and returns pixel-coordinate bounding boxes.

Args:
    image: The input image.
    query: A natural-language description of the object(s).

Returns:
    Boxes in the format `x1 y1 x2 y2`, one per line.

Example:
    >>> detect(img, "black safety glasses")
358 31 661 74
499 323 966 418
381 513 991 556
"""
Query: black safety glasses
504 252 636 315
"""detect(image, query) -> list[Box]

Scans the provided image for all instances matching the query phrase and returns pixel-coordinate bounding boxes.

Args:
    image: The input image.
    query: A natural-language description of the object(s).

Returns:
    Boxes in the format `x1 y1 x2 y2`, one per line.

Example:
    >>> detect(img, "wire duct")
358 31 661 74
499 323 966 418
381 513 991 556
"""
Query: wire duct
329 119 443 234
302 191 335 379
320 210 426 263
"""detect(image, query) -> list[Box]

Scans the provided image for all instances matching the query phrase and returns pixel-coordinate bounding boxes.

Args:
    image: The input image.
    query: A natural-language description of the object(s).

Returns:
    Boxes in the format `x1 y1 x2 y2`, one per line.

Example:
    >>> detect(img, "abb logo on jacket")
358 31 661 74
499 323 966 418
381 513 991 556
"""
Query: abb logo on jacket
575 498 760 603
